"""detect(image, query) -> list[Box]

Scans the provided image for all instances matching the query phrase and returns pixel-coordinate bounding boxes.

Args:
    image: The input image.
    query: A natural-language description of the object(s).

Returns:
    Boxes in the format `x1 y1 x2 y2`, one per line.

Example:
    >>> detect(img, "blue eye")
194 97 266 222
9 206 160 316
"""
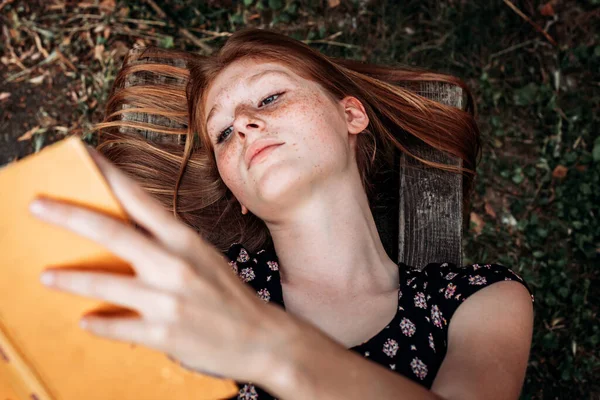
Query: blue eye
215 92 284 144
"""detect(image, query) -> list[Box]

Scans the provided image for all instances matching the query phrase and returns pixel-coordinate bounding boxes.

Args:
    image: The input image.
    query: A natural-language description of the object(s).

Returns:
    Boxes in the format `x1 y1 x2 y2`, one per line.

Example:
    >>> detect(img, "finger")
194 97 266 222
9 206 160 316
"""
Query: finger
84 143 211 257
80 317 186 358
41 270 185 323
166 354 226 378
32 200 190 291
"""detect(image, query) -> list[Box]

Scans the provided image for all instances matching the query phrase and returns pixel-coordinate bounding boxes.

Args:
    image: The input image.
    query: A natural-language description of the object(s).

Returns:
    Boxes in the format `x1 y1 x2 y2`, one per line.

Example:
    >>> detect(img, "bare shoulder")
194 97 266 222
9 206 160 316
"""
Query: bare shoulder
430 280 534 400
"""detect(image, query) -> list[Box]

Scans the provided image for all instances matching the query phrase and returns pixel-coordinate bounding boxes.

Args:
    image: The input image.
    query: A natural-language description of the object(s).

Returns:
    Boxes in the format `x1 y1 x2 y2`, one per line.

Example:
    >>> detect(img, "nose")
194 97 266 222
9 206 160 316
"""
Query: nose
233 110 265 141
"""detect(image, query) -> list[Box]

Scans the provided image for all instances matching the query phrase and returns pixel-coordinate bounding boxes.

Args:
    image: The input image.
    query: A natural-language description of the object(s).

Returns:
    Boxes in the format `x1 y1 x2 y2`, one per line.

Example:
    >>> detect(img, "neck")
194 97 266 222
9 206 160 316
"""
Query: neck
264 168 399 299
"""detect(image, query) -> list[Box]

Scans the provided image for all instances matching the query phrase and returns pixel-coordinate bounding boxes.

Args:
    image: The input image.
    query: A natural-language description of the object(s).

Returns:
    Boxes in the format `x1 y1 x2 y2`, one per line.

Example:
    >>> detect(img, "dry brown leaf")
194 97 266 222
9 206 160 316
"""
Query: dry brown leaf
17 125 41 142
29 72 48 85
47 3 66 11
56 49 77 71
552 164 568 179
116 6 129 17
328 0 340 7
540 2 555 17
32 31 49 58
110 40 130 59
19 45 36 61
484 201 497 219
38 115 58 128
99 0 116 12
94 44 105 63
470 212 485 235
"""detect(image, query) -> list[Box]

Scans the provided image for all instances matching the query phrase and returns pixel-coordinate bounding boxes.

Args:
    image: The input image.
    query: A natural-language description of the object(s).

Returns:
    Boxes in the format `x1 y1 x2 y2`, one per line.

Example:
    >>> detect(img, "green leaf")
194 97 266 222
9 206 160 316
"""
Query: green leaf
512 169 524 184
536 227 548 238
561 367 571 381
244 0 254 5
513 82 539 106
159 36 174 49
268 0 283 10
533 250 545 259
318 25 327 39
285 2 298 14
593 137 600 162
558 287 569 298
33 132 45 153
279 12 290 23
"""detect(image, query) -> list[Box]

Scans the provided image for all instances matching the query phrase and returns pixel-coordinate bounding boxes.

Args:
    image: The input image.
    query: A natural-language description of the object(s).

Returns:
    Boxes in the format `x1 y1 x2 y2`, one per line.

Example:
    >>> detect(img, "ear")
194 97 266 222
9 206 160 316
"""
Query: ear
340 96 370 135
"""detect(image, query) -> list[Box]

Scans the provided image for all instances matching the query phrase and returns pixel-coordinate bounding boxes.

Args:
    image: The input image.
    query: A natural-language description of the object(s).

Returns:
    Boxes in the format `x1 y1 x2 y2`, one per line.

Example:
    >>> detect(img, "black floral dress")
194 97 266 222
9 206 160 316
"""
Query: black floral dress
222 243 535 400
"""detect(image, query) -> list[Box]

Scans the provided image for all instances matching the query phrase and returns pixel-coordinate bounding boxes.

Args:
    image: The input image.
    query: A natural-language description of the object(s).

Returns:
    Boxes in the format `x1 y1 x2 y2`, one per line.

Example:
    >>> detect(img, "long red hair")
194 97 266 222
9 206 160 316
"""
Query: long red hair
92 27 481 254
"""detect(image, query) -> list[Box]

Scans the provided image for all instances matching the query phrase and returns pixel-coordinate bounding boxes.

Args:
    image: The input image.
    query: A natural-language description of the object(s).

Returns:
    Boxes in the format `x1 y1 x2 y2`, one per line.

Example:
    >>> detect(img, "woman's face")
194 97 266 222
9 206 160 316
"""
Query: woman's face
203 58 367 221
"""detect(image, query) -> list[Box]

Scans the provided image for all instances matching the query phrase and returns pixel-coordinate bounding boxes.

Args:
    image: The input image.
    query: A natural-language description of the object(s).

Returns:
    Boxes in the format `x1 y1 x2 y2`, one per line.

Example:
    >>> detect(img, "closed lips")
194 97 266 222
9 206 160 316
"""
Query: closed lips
245 139 284 167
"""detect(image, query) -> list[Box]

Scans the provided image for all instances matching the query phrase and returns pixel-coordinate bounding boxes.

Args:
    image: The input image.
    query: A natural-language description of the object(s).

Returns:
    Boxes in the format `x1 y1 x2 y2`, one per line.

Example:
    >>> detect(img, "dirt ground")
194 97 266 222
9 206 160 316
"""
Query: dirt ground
1 64 76 165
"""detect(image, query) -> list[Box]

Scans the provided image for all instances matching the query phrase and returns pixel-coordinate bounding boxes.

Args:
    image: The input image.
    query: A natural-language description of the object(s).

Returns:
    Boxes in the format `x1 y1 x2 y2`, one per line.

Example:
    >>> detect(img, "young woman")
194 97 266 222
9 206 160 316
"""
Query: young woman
37 27 534 399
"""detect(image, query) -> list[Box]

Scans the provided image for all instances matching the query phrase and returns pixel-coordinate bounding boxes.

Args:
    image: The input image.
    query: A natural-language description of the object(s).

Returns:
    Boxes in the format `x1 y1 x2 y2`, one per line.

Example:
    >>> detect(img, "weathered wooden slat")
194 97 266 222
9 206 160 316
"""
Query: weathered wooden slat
397 82 464 270
119 44 189 145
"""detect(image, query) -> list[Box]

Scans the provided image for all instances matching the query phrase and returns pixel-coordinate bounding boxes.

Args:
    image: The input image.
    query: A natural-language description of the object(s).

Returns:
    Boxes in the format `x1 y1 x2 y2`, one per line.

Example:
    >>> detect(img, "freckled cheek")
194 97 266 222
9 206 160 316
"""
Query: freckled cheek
215 150 242 185
293 102 336 151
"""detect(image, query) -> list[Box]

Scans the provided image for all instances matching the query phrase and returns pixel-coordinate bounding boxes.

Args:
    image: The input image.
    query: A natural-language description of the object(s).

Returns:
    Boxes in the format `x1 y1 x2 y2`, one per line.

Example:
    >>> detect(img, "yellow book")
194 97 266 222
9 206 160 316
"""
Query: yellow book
0 136 238 400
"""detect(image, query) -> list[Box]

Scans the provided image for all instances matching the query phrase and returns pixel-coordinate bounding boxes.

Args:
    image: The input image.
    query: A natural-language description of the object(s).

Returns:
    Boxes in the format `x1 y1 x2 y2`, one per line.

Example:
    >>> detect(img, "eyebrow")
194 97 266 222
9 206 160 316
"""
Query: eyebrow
205 70 292 129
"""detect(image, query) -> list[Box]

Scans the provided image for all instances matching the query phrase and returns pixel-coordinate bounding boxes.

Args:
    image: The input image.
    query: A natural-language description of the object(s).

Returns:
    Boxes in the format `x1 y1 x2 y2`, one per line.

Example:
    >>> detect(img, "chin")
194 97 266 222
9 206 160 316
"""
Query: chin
252 163 309 209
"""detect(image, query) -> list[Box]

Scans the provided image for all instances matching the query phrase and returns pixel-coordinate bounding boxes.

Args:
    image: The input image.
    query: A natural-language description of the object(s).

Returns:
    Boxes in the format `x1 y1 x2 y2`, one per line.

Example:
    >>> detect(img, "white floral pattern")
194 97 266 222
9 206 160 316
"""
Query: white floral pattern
400 317 416 337
257 288 270 302
238 383 258 399
237 247 250 263
410 357 428 380
413 292 427 309
428 333 435 352
239 267 256 282
468 275 487 285
430 304 444 328
444 283 457 299
382 338 400 357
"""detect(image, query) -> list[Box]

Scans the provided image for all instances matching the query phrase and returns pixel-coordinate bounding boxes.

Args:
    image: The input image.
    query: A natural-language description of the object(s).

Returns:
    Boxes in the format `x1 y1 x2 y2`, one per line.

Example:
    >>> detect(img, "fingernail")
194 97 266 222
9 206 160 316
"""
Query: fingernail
29 200 47 214
40 271 55 285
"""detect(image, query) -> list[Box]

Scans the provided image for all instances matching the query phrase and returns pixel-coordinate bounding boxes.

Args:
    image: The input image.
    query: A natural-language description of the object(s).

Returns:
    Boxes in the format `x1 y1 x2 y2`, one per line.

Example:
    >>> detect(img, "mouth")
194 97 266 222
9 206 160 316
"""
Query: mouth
248 144 284 169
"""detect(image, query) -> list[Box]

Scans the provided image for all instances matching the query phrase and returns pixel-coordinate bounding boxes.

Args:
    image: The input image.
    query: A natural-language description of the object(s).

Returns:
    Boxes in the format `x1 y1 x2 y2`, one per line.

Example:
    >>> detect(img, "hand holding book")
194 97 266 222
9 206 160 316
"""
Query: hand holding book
0 136 292 399
26 141 286 385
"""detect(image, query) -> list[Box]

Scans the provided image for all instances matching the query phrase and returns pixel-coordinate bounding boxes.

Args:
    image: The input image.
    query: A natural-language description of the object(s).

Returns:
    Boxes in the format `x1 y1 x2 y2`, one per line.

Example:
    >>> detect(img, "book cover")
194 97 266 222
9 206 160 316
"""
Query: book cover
0 136 238 400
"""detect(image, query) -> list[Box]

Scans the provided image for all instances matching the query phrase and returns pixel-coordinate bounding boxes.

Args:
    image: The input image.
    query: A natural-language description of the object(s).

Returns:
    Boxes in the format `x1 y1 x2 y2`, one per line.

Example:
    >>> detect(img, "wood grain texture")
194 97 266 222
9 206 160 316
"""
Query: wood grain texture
119 44 189 145
397 82 464 270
